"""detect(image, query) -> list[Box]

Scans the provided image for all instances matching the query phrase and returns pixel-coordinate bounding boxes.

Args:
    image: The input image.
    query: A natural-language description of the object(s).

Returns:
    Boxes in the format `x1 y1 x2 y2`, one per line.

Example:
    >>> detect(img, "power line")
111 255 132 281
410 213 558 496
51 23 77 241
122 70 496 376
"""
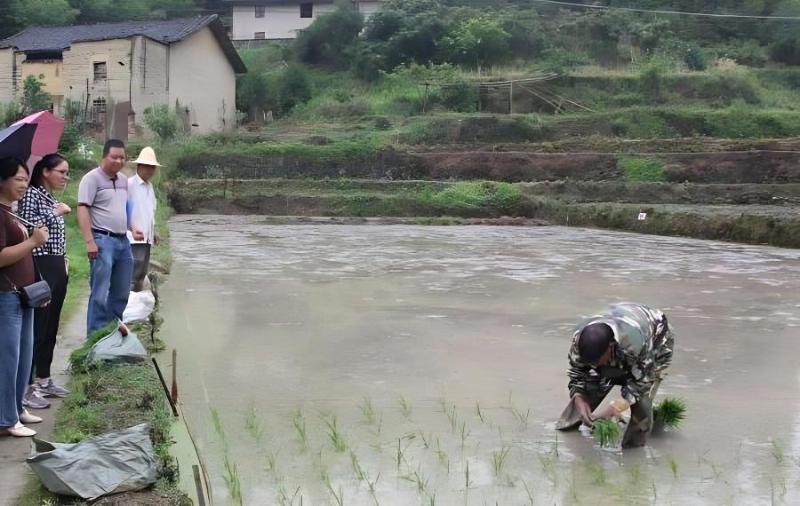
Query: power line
528 0 800 20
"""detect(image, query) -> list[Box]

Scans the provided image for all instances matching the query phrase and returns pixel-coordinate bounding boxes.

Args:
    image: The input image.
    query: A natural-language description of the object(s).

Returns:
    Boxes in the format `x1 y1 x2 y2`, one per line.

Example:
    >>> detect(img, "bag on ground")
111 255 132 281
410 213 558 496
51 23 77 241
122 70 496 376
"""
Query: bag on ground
26 423 158 500
123 289 156 323
86 329 148 366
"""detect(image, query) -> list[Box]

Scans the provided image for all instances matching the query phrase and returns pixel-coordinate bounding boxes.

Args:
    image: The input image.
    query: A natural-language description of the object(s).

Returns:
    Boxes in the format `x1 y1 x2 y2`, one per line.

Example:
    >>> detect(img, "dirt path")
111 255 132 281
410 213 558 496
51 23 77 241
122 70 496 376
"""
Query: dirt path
0 299 86 506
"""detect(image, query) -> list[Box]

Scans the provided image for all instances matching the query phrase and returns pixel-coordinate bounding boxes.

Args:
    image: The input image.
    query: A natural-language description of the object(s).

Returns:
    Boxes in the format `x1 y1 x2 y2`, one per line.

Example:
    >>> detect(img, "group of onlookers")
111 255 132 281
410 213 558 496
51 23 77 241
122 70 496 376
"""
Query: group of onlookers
1 140 160 437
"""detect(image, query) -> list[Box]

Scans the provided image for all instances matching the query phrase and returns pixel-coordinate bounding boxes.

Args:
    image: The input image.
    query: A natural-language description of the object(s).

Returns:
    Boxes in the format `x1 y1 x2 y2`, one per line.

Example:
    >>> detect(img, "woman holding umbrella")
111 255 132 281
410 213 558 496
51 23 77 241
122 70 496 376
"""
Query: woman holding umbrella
18 153 71 409
0 156 48 437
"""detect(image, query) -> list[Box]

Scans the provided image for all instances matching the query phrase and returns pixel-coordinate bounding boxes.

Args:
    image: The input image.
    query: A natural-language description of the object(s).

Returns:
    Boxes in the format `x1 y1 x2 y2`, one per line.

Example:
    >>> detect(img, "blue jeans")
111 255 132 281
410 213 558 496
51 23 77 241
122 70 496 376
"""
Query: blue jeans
0 292 33 428
87 233 133 335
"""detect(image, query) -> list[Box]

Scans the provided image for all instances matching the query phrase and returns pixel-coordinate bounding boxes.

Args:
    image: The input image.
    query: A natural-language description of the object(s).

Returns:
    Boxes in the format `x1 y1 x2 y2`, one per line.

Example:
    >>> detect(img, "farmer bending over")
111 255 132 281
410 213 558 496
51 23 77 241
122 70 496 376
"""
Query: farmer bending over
556 303 674 448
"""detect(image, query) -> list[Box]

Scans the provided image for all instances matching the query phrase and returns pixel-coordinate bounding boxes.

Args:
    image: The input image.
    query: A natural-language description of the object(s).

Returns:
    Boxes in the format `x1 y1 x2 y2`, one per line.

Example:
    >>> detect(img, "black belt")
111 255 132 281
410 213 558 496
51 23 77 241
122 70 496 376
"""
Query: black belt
92 228 127 238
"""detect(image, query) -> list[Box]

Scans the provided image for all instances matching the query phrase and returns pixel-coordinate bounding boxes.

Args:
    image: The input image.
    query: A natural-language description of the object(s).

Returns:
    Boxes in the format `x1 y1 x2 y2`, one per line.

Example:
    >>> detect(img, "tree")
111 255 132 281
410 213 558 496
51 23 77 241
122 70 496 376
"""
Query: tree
236 72 271 121
294 1 363 68
21 75 52 114
442 16 511 70
10 0 78 28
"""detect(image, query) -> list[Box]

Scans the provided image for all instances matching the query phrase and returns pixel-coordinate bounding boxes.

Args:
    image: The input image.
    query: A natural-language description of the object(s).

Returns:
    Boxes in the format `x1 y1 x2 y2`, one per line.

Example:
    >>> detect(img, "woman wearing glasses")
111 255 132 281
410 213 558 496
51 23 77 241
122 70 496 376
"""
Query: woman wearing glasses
18 154 71 410
0 157 48 437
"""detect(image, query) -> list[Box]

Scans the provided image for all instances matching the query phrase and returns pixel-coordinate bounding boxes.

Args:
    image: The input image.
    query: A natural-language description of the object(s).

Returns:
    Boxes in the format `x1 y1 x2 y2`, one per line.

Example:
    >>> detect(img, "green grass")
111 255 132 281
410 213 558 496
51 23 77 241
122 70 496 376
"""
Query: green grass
618 157 667 182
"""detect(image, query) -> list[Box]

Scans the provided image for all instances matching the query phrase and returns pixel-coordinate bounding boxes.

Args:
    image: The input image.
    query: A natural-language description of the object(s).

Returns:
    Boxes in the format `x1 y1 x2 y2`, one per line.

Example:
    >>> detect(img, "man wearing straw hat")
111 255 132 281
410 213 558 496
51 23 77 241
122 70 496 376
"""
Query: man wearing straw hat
127 147 161 292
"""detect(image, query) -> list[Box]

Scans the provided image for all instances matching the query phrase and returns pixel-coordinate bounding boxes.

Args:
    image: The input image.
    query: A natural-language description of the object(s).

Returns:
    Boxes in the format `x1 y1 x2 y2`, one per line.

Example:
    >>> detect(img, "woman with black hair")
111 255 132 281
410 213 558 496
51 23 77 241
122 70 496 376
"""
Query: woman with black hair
0 157 48 437
18 154 71 409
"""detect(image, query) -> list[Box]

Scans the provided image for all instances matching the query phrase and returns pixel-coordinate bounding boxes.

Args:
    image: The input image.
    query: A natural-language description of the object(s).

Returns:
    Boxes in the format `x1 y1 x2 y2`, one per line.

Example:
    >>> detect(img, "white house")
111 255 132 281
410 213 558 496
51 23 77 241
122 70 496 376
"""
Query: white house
227 0 384 41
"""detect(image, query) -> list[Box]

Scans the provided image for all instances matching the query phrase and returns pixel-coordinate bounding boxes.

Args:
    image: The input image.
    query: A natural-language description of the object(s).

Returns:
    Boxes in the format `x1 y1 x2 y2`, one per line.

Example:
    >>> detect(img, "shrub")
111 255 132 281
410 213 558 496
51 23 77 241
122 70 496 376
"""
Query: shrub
0 101 23 125
143 104 179 143
539 47 590 74
684 46 708 71
618 157 666 182
21 74 51 114
440 81 478 112
277 65 313 115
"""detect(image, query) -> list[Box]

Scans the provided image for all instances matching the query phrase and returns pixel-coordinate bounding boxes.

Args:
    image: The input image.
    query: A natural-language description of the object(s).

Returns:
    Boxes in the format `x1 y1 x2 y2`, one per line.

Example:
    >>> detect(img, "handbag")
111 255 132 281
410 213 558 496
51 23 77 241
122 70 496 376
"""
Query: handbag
18 279 52 308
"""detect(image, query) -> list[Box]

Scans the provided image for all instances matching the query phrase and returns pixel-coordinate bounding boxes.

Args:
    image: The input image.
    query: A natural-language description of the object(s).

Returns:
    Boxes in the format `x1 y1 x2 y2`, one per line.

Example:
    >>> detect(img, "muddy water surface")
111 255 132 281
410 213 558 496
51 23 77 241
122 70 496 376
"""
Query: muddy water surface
160 215 800 505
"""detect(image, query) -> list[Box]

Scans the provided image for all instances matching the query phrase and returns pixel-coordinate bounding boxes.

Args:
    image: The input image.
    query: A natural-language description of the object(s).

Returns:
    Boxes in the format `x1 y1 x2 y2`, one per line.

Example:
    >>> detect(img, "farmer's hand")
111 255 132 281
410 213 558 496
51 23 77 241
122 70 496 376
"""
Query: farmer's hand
131 227 144 242
86 239 98 260
154 232 161 246
573 394 594 427
30 226 49 247
53 203 71 216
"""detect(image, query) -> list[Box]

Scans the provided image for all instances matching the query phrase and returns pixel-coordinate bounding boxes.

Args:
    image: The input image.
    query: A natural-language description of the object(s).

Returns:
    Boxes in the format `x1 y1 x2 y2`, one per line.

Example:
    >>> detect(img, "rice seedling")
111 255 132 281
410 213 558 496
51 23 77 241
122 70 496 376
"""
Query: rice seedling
350 451 366 481
628 464 642 485
265 451 279 478
651 480 657 502
396 438 406 470
465 460 473 489
399 395 412 419
459 420 471 448
426 492 436 505
244 402 263 442
491 446 512 477
419 431 431 449
435 439 450 474
210 407 226 446
323 475 344 506
770 438 784 464
223 453 243 505
291 409 308 450
323 415 347 453
360 397 377 426
669 456 678 479
400 466 429 494
521 479 535 505
277 485 302 506
446 405 459 432
592 419 621 448
366 472 380 497
583 461 607 485
654 397 687 429
372 413 383 437
568 464 579 501
510 405 531 429
475 401 486 424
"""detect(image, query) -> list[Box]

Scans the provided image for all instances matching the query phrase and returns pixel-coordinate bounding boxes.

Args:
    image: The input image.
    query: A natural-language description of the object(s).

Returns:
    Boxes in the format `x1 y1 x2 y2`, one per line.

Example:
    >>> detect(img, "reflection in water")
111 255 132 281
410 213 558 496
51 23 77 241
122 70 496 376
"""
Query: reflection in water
160 216 800 505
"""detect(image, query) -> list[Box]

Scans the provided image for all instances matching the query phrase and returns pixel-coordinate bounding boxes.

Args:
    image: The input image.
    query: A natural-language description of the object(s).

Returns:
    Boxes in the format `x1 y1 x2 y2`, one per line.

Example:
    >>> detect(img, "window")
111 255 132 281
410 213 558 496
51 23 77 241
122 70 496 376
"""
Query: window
300 2 313 18
254 32 266 40
93 61 107 81
255 5 265 18
91 97 107 123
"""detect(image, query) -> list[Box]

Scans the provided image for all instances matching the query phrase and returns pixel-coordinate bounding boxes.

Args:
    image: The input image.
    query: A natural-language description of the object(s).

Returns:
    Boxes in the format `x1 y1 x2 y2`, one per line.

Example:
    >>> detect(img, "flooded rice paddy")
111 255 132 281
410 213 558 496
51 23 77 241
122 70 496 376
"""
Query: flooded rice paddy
160 215 800 505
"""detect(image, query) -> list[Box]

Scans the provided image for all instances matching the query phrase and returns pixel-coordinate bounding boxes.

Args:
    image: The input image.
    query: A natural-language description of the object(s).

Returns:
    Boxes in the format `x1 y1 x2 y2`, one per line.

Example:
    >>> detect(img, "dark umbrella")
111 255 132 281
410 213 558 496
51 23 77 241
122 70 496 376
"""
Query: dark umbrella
0 122 38 162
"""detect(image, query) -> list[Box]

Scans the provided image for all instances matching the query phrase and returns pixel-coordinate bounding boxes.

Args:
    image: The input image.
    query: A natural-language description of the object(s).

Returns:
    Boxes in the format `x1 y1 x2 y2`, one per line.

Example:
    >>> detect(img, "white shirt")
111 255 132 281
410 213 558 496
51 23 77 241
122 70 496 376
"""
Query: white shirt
126 174 157 244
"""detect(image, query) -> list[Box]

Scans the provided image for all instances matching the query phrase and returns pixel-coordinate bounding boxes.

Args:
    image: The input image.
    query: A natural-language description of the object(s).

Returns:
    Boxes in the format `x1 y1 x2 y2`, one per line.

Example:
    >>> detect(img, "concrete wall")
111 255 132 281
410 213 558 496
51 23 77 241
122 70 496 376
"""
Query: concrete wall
232 2 337 40
0 49 15 104
130 36 169 129
168 26 237 133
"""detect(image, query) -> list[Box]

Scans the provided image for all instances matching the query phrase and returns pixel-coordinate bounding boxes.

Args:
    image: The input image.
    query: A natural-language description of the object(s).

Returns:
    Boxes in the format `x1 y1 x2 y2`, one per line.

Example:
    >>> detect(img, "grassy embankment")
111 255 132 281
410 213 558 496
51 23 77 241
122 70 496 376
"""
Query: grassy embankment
162 59 800 248
19 155 184 505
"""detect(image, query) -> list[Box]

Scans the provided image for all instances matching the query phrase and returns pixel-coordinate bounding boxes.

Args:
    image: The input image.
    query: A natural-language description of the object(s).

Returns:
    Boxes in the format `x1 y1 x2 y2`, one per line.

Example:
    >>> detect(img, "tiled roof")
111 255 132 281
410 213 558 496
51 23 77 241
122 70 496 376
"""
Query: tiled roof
0 15 246 73
1 15 216 51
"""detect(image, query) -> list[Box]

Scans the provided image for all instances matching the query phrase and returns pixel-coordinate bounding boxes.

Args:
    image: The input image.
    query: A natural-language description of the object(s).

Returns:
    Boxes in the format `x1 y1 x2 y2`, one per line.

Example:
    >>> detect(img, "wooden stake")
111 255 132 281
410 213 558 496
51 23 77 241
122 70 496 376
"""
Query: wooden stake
171 348 178 403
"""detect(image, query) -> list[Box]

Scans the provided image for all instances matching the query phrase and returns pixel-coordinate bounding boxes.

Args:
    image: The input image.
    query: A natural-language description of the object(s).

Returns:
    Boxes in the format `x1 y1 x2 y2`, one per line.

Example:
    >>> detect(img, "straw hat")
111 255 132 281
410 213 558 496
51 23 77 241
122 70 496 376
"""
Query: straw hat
131 146 162 167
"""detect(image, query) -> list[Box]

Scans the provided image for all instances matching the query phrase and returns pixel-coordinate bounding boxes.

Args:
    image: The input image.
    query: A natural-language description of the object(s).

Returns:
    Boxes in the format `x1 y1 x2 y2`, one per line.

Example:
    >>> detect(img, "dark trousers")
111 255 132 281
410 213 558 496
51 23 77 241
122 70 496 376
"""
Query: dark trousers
31 255 68 380
131 243 151 292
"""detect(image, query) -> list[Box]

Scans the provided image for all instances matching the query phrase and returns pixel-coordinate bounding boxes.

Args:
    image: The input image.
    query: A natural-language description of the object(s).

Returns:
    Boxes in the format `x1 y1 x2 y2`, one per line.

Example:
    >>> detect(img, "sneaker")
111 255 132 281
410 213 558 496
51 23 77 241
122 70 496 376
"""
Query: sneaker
22 386 50 409
36 378 69 398
19 409 42 424
8 422 36 437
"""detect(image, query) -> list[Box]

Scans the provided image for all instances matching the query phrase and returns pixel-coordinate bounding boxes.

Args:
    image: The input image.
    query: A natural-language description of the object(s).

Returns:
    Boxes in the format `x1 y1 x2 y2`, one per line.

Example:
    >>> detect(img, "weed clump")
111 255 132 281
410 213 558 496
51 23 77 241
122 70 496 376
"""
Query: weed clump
654 397 687 429
592 419 621 448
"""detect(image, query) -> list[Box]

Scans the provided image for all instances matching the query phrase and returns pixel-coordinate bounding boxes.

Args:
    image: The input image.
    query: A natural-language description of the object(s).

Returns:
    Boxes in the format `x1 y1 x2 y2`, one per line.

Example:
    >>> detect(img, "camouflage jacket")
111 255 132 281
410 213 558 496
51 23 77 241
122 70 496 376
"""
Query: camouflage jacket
567 303 674 405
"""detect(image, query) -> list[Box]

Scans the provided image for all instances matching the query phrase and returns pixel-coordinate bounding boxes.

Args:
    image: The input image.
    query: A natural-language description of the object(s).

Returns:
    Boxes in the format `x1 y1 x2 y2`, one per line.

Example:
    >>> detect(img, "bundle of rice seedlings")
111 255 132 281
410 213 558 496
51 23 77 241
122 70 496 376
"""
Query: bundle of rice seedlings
654 397 686 429
592 419 621 448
